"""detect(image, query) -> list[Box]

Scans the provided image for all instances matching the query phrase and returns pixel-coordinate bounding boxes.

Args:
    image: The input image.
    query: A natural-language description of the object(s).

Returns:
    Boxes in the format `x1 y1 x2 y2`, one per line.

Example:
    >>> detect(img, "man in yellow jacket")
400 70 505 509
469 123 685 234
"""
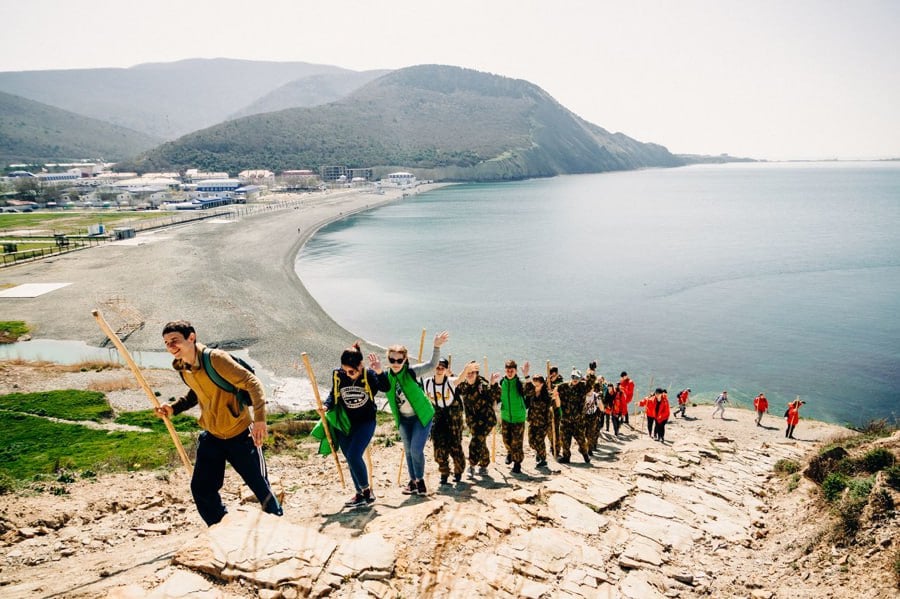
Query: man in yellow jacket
156 320 282 526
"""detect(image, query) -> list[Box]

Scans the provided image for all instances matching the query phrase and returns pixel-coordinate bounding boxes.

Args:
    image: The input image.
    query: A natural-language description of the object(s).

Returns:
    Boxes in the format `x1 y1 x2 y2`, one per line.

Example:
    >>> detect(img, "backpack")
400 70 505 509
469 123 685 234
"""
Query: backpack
181 347 255 407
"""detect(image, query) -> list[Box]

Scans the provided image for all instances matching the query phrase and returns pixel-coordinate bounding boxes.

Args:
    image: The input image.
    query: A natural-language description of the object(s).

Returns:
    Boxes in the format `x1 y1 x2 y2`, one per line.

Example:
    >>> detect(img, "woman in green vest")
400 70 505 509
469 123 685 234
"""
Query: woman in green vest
383 330 449 496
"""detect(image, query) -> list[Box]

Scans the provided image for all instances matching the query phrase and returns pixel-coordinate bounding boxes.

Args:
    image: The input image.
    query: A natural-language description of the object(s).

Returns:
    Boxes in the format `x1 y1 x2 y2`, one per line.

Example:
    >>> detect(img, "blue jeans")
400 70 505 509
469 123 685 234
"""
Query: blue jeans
398 414 433 481
334 419 376 492
191 430 283 526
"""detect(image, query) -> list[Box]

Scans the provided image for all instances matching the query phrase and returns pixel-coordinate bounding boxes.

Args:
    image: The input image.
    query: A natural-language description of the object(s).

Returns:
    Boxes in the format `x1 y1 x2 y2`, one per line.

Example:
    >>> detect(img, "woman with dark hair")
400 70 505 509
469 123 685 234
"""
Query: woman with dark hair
323 342 389 508
526 374 553 469
383 331 449 496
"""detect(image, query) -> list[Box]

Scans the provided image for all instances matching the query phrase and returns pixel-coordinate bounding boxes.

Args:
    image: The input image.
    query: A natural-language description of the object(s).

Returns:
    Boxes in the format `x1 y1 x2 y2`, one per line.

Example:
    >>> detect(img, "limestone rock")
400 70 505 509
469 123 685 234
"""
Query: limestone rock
547 493 609 534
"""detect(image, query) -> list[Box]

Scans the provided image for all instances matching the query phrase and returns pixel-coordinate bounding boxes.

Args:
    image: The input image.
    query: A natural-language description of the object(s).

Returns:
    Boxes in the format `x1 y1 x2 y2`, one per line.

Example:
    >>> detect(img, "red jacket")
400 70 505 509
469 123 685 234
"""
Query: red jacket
639 395 656 418
677 389 689 406
655 395 670 423
613 390 628 415
621 378 635 404
786 402 800 426
754 394 768 412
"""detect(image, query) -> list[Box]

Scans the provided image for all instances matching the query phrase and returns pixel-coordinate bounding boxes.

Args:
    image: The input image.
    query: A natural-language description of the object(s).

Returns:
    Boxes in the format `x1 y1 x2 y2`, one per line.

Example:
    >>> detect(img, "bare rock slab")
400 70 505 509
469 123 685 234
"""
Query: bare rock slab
544 474 630 511
547 493 609 534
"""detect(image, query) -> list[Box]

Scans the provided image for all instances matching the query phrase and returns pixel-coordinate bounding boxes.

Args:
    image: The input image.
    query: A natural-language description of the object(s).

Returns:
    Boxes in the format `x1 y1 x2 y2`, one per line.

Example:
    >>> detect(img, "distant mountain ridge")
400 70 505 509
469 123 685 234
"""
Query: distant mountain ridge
0 58 374 140
0 91 161 163
129 64 683 180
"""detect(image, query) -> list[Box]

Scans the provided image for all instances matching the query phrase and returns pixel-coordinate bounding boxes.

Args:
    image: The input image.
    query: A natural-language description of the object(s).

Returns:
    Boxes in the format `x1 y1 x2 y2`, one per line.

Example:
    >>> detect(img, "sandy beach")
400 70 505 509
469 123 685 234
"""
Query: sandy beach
0 184 446 386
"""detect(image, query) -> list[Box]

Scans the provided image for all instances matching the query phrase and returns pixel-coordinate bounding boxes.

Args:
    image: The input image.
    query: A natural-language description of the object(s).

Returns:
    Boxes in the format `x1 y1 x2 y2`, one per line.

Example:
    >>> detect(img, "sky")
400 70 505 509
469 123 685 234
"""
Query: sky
2 0 899 160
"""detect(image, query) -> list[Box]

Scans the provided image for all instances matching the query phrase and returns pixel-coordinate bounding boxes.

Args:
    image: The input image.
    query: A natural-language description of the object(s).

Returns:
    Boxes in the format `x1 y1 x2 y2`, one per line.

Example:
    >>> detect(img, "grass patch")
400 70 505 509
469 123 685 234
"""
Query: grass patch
774 459 801 474
0 412 190 480
886 464 900 491
859 448 896 473
0 320 29 343
114 409 200 432
822 472 848 502
0 390 112 421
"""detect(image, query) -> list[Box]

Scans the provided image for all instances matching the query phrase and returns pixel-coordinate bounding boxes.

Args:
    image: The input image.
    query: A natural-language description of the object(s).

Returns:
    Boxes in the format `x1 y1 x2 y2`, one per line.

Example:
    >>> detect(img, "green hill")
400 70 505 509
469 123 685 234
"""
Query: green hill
0 58 357 139
127 65 683 180
0 91 161 164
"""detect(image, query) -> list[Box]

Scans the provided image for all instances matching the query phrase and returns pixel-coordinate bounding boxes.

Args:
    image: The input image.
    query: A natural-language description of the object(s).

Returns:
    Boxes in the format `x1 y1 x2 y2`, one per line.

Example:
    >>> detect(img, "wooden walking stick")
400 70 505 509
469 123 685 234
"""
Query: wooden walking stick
301 352 346 489
91 309 192 474
486 356 498 462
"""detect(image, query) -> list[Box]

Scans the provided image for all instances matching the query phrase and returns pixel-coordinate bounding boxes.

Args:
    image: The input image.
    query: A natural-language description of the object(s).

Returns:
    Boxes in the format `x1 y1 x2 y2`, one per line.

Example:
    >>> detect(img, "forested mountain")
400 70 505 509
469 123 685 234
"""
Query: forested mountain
0 59 361 139
229 70 391 119
0 91 161 163
127 65 683 180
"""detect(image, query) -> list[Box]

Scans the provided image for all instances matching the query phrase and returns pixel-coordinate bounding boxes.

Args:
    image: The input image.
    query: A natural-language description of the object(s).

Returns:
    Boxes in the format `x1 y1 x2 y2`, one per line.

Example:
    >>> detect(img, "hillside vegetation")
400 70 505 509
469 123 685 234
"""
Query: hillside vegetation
128 65 683 180
0 91 161 163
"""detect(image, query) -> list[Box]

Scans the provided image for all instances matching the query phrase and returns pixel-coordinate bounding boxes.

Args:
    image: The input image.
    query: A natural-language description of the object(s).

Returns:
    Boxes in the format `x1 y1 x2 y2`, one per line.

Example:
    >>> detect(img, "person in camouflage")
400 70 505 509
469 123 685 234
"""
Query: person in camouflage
423 358 466 485
555 367 596 463
525 374 553 468
547 366 565 457
490 359 529 474
456 361 496 477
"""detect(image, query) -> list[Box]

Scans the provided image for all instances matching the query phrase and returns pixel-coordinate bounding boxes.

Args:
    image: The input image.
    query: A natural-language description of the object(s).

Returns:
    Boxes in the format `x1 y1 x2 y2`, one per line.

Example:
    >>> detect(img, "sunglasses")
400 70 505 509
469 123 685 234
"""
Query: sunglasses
388 357 405 364
341 366 360 376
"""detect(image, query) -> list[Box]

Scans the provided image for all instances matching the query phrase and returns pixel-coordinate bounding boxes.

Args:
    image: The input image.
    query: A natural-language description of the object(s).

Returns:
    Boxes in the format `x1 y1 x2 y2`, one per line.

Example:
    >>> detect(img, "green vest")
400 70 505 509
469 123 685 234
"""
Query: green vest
386 366 435 427
500 377 528 423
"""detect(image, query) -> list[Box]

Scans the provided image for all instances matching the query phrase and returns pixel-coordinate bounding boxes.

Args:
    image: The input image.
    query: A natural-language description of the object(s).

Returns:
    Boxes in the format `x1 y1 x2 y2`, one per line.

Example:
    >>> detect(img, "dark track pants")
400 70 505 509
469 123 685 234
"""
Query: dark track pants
191 429 283 526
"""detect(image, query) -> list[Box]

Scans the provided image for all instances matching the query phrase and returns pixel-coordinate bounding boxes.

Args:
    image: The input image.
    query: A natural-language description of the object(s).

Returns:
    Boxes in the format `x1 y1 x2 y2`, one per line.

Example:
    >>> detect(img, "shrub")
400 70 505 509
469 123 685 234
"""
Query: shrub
0 471 15 495
886 465 900 491
835 498 866 540
775 459 800 474
806 446 850 484
847 476 874 501
822 472 849 502
859 448 896 473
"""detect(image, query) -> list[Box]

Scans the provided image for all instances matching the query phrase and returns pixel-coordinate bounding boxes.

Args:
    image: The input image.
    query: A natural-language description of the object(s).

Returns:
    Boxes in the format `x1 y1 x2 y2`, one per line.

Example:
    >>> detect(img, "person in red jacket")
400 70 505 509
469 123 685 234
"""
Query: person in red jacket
654 388 671 443
753 393 769 426
675 388 690 418
638 392 657 438
619 372 635 426
611 383 628 437
785 398 804 439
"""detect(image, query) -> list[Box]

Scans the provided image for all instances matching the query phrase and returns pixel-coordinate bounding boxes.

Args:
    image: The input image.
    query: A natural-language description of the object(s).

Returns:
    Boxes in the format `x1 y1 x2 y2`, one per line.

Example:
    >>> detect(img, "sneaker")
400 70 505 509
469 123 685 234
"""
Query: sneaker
439 475 449 486
344 493 366 508
581 452 591 464
416 480 427 495
511 462 522 474
558 455 571 464
505 455 512 465
362 488 375 505
536 459 547 468
467 466 476 479
478 466 489 475
454 472 462 483
401 480 417 495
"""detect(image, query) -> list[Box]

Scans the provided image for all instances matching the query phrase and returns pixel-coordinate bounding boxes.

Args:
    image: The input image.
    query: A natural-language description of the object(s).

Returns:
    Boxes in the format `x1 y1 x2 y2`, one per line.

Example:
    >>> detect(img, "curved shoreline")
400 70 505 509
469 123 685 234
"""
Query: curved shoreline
0 184 450 380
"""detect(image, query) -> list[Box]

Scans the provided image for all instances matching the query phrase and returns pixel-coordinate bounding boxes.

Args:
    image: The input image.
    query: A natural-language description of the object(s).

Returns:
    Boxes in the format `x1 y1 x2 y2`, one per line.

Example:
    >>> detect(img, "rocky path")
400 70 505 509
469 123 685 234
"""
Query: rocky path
1 405 857 598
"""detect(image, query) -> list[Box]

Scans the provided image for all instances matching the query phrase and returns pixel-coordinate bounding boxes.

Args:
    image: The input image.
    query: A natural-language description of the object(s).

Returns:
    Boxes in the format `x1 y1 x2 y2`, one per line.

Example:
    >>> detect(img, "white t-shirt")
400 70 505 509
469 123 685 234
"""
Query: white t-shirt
424 376 457 408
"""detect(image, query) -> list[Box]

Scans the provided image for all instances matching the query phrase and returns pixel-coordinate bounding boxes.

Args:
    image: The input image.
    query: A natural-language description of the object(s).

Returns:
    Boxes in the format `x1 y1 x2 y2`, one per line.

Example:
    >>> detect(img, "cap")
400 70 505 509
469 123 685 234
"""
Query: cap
437 358 449 368
571 369 582 379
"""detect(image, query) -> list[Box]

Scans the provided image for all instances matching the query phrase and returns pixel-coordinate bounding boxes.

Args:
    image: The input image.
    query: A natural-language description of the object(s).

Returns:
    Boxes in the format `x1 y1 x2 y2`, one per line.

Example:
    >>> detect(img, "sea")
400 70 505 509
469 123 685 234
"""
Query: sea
295 162 900 427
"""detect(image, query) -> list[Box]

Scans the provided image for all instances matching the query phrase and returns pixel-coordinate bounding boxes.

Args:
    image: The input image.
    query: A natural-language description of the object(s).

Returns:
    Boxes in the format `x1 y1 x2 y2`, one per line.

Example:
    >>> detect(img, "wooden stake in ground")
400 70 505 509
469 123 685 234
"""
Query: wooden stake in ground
301 352 346 489
91 309 193 474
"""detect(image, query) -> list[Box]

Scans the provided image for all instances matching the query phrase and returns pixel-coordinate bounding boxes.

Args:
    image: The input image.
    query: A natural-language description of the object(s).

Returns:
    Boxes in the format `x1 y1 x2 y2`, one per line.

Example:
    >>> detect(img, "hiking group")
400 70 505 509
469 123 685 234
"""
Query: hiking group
154 320 807 522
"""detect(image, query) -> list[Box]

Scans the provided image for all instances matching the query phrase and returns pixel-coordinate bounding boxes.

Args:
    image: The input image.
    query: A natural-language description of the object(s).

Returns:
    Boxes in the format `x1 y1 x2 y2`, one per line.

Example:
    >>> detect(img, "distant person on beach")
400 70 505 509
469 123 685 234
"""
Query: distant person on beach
785 398 804 439
619 372 635 425
383 331 448 496
753 393 769 426
525 374 553 469
490 360 529 474
322 342 389 508
157 320 282 526
639 391 657 439
675 388 691 418
423 357 465 485
712 390 729 419
655 388 671 443
456 361 496 478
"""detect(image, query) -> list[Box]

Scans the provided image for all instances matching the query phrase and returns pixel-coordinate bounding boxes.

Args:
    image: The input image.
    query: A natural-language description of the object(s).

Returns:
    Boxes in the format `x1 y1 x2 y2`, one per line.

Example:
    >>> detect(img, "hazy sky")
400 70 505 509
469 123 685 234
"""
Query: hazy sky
3 0 898 160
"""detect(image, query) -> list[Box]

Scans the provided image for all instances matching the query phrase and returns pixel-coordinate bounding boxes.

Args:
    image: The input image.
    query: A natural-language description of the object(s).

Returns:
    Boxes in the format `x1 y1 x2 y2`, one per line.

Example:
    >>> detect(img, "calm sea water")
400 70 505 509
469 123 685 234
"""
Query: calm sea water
296 162 900 426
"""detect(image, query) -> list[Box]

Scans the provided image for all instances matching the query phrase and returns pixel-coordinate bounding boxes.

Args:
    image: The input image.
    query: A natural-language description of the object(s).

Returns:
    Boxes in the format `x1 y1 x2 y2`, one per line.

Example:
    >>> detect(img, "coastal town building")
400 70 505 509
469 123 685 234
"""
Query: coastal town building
385 171 416 187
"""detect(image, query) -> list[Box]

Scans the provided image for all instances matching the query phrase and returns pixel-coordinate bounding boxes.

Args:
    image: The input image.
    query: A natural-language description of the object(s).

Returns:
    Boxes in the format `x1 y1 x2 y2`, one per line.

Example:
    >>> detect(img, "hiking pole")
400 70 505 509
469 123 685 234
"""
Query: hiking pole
91 309 192 475
485 356 497 462
301 352 346 489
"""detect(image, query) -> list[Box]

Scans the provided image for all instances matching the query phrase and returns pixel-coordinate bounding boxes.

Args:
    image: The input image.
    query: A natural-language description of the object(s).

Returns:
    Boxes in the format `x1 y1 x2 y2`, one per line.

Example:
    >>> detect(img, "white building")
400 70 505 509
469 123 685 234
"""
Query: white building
384 172 417 187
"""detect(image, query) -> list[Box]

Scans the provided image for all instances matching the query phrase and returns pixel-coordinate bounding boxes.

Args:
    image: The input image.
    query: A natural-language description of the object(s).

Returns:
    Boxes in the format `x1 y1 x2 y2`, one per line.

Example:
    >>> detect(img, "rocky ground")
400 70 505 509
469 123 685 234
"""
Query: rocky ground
2 363 898 598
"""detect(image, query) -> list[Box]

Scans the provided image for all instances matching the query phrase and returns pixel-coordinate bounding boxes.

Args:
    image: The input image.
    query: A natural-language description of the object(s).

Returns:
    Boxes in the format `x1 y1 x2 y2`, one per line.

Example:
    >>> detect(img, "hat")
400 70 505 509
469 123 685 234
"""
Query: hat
437 358 449 368
571 369 582 379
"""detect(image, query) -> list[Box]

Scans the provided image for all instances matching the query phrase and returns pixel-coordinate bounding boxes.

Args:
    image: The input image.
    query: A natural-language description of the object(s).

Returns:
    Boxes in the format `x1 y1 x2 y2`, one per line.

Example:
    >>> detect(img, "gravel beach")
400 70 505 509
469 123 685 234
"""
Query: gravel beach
0 185 446 389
